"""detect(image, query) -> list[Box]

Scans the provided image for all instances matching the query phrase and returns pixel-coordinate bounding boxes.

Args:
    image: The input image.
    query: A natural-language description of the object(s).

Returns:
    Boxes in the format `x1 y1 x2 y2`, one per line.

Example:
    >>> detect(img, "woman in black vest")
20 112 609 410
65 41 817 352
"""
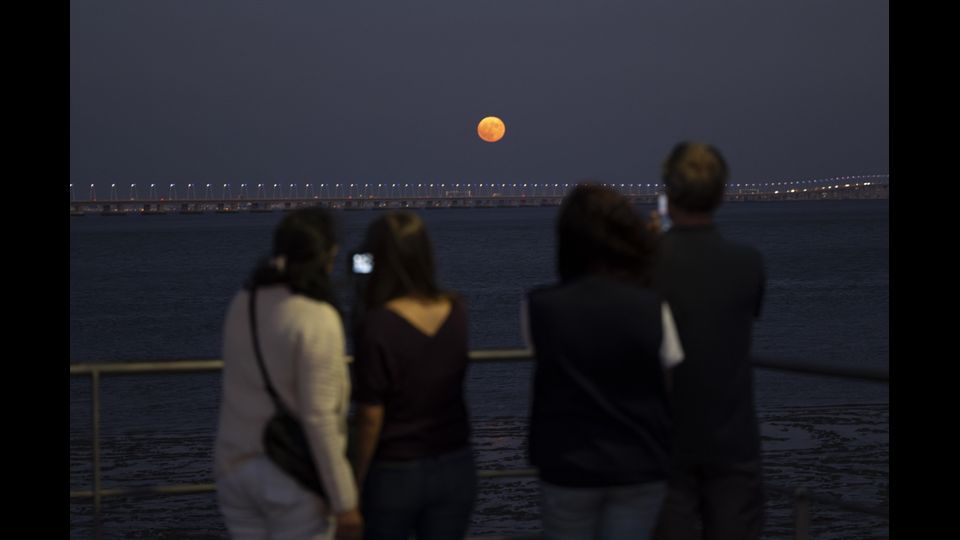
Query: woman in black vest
526 184 684 540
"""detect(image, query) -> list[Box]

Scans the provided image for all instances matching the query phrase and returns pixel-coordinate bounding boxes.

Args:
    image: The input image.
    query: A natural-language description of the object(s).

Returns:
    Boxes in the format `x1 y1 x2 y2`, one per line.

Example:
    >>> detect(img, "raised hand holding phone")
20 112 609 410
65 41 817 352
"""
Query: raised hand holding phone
657 193 672 233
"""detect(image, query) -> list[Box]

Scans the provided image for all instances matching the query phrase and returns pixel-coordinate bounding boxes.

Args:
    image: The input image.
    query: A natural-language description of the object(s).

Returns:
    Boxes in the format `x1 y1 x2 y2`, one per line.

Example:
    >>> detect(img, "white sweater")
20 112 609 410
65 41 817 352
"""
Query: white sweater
214 286 357 514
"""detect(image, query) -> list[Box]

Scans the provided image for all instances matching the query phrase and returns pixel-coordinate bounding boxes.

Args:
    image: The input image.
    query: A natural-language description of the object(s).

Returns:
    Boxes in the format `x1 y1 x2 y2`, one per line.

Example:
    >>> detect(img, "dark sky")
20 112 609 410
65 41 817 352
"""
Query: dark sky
70 0 888 196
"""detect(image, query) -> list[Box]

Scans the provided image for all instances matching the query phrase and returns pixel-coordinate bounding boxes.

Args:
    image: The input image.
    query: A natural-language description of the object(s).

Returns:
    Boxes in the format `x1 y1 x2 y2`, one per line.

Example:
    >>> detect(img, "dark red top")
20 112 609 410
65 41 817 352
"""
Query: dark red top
352 298 471 460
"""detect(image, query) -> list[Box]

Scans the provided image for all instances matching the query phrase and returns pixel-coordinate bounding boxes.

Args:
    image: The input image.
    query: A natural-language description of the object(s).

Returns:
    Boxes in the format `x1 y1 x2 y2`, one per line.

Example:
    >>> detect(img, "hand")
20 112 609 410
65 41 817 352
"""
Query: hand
335 508 363 540
647 210 662 235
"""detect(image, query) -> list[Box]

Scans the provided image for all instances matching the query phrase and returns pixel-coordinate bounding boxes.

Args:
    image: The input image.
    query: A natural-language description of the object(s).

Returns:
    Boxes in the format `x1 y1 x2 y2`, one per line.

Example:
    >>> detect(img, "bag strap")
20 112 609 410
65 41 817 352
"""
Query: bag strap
247 286 288 413
554 352 661 448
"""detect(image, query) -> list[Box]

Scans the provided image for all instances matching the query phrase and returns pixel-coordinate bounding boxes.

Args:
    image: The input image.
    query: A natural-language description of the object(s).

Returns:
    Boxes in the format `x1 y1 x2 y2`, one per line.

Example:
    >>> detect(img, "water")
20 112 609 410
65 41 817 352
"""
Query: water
70 200 888 538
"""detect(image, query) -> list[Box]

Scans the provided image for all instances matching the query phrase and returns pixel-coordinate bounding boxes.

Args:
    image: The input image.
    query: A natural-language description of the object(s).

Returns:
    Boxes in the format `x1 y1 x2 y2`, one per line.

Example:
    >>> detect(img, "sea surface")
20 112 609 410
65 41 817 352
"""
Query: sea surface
70 200 889 539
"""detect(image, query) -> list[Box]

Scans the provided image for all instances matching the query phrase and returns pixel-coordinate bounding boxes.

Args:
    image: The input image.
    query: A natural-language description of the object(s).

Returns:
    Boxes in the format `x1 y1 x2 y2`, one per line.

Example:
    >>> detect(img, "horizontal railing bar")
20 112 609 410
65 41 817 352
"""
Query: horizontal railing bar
70 482 217 498
469 348 533 362
70 359 223 375
70 469 541 500
766 484 888 518
70 349 888 382
752 356 888 382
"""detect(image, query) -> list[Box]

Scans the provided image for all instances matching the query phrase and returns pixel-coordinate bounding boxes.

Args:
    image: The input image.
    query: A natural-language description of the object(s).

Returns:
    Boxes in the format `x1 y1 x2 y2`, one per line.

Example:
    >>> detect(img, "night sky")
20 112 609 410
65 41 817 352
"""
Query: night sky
70 1 888 197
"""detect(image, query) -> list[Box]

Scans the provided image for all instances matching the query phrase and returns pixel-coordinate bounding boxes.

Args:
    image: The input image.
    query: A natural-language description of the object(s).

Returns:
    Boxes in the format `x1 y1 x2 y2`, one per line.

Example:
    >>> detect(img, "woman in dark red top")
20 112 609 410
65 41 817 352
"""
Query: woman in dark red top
350 211 476 540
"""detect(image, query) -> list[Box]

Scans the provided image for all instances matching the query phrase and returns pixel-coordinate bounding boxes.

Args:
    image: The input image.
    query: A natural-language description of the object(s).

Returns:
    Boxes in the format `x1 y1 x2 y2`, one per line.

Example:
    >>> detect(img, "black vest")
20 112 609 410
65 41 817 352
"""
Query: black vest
527 274 672 487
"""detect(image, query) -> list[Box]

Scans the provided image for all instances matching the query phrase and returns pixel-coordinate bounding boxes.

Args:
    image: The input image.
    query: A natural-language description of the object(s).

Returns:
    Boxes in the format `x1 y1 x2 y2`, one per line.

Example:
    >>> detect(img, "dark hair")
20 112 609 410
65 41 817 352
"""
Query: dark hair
246 207 339 306
662 141 729 213
557 183 657 284
362 211 443 309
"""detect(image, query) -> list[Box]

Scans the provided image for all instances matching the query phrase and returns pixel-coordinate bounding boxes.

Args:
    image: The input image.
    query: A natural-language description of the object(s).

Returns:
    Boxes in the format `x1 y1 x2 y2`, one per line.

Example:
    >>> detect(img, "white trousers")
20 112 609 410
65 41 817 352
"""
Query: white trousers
217 455 334 540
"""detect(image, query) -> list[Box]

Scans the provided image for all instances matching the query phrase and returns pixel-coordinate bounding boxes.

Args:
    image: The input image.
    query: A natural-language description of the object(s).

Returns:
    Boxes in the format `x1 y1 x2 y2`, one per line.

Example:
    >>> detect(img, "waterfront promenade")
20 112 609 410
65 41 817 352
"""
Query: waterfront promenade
70 349 888 540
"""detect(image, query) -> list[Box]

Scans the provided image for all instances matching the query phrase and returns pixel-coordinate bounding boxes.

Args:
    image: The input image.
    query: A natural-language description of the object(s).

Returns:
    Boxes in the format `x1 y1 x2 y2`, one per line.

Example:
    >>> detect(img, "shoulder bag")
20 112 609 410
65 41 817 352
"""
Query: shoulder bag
248 286 327 498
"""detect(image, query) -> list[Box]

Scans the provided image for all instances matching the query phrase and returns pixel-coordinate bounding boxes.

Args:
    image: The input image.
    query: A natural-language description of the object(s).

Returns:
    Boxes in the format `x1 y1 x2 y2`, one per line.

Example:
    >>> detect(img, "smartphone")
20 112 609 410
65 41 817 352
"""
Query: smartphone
657 193 671 233
351 252 374 274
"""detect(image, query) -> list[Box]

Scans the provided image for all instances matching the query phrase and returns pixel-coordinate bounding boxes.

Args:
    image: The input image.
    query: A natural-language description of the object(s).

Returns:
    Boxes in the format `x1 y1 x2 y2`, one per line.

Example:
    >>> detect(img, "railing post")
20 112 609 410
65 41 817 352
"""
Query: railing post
92 369 102 535
794 486 810 540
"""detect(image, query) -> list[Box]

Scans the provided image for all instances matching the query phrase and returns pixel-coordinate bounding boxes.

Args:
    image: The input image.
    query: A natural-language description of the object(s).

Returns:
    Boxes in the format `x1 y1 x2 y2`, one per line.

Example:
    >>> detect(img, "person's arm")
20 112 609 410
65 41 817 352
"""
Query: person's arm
659 302 684 391
348 315 392 494
295 303 359 517
350 403 384 491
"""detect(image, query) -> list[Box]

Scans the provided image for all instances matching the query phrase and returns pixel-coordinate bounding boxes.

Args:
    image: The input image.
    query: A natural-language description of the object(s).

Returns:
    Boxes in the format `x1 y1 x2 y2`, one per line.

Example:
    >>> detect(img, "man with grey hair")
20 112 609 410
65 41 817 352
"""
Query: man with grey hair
652 142 766 540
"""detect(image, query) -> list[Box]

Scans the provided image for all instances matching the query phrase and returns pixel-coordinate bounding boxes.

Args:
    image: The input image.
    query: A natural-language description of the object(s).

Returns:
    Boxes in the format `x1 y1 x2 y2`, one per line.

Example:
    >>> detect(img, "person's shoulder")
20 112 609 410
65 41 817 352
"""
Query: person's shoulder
286 293 341 324
445 292 468 315
222 288 249 326
360 304 401 340
227 288 248 309
527 282 562 303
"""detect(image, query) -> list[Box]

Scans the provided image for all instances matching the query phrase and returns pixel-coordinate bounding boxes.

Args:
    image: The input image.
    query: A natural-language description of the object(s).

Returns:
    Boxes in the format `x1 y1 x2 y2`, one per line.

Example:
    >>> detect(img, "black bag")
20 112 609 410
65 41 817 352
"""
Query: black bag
249 287 327 498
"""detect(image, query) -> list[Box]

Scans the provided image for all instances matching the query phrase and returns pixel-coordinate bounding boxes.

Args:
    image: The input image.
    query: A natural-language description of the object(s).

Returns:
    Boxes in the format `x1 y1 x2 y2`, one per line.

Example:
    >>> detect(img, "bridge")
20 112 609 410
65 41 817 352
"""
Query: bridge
69 175 888 215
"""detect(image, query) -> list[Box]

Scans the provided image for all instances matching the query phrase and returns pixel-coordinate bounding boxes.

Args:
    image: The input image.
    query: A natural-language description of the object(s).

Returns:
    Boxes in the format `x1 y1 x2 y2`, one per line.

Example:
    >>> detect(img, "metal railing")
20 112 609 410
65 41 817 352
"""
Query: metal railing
70 349 888 539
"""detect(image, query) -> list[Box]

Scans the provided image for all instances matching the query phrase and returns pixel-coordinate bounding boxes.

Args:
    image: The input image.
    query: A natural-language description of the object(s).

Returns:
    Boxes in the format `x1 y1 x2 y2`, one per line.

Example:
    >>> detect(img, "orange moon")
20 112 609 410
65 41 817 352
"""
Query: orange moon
477 116 506 143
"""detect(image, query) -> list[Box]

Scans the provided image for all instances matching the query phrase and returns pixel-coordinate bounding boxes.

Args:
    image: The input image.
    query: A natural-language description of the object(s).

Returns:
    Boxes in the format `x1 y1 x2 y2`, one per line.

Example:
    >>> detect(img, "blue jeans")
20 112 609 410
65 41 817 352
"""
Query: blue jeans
540 480 667 540
362 446 477 540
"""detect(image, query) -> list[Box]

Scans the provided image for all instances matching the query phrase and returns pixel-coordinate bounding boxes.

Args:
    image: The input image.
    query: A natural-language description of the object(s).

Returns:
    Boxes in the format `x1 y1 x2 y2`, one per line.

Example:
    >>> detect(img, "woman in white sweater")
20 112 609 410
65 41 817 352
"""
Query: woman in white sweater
215 208 362 540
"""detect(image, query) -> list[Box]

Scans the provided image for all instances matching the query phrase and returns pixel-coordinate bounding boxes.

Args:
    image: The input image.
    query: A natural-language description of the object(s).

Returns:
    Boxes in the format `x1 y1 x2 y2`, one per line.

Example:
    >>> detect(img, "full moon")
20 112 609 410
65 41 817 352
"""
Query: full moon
477 116 506 143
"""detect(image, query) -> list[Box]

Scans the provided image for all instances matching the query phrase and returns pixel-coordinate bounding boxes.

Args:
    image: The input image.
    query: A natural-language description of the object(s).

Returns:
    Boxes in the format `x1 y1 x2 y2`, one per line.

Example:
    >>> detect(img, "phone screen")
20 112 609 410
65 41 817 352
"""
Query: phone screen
657 193 671 232
352 253 373 274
